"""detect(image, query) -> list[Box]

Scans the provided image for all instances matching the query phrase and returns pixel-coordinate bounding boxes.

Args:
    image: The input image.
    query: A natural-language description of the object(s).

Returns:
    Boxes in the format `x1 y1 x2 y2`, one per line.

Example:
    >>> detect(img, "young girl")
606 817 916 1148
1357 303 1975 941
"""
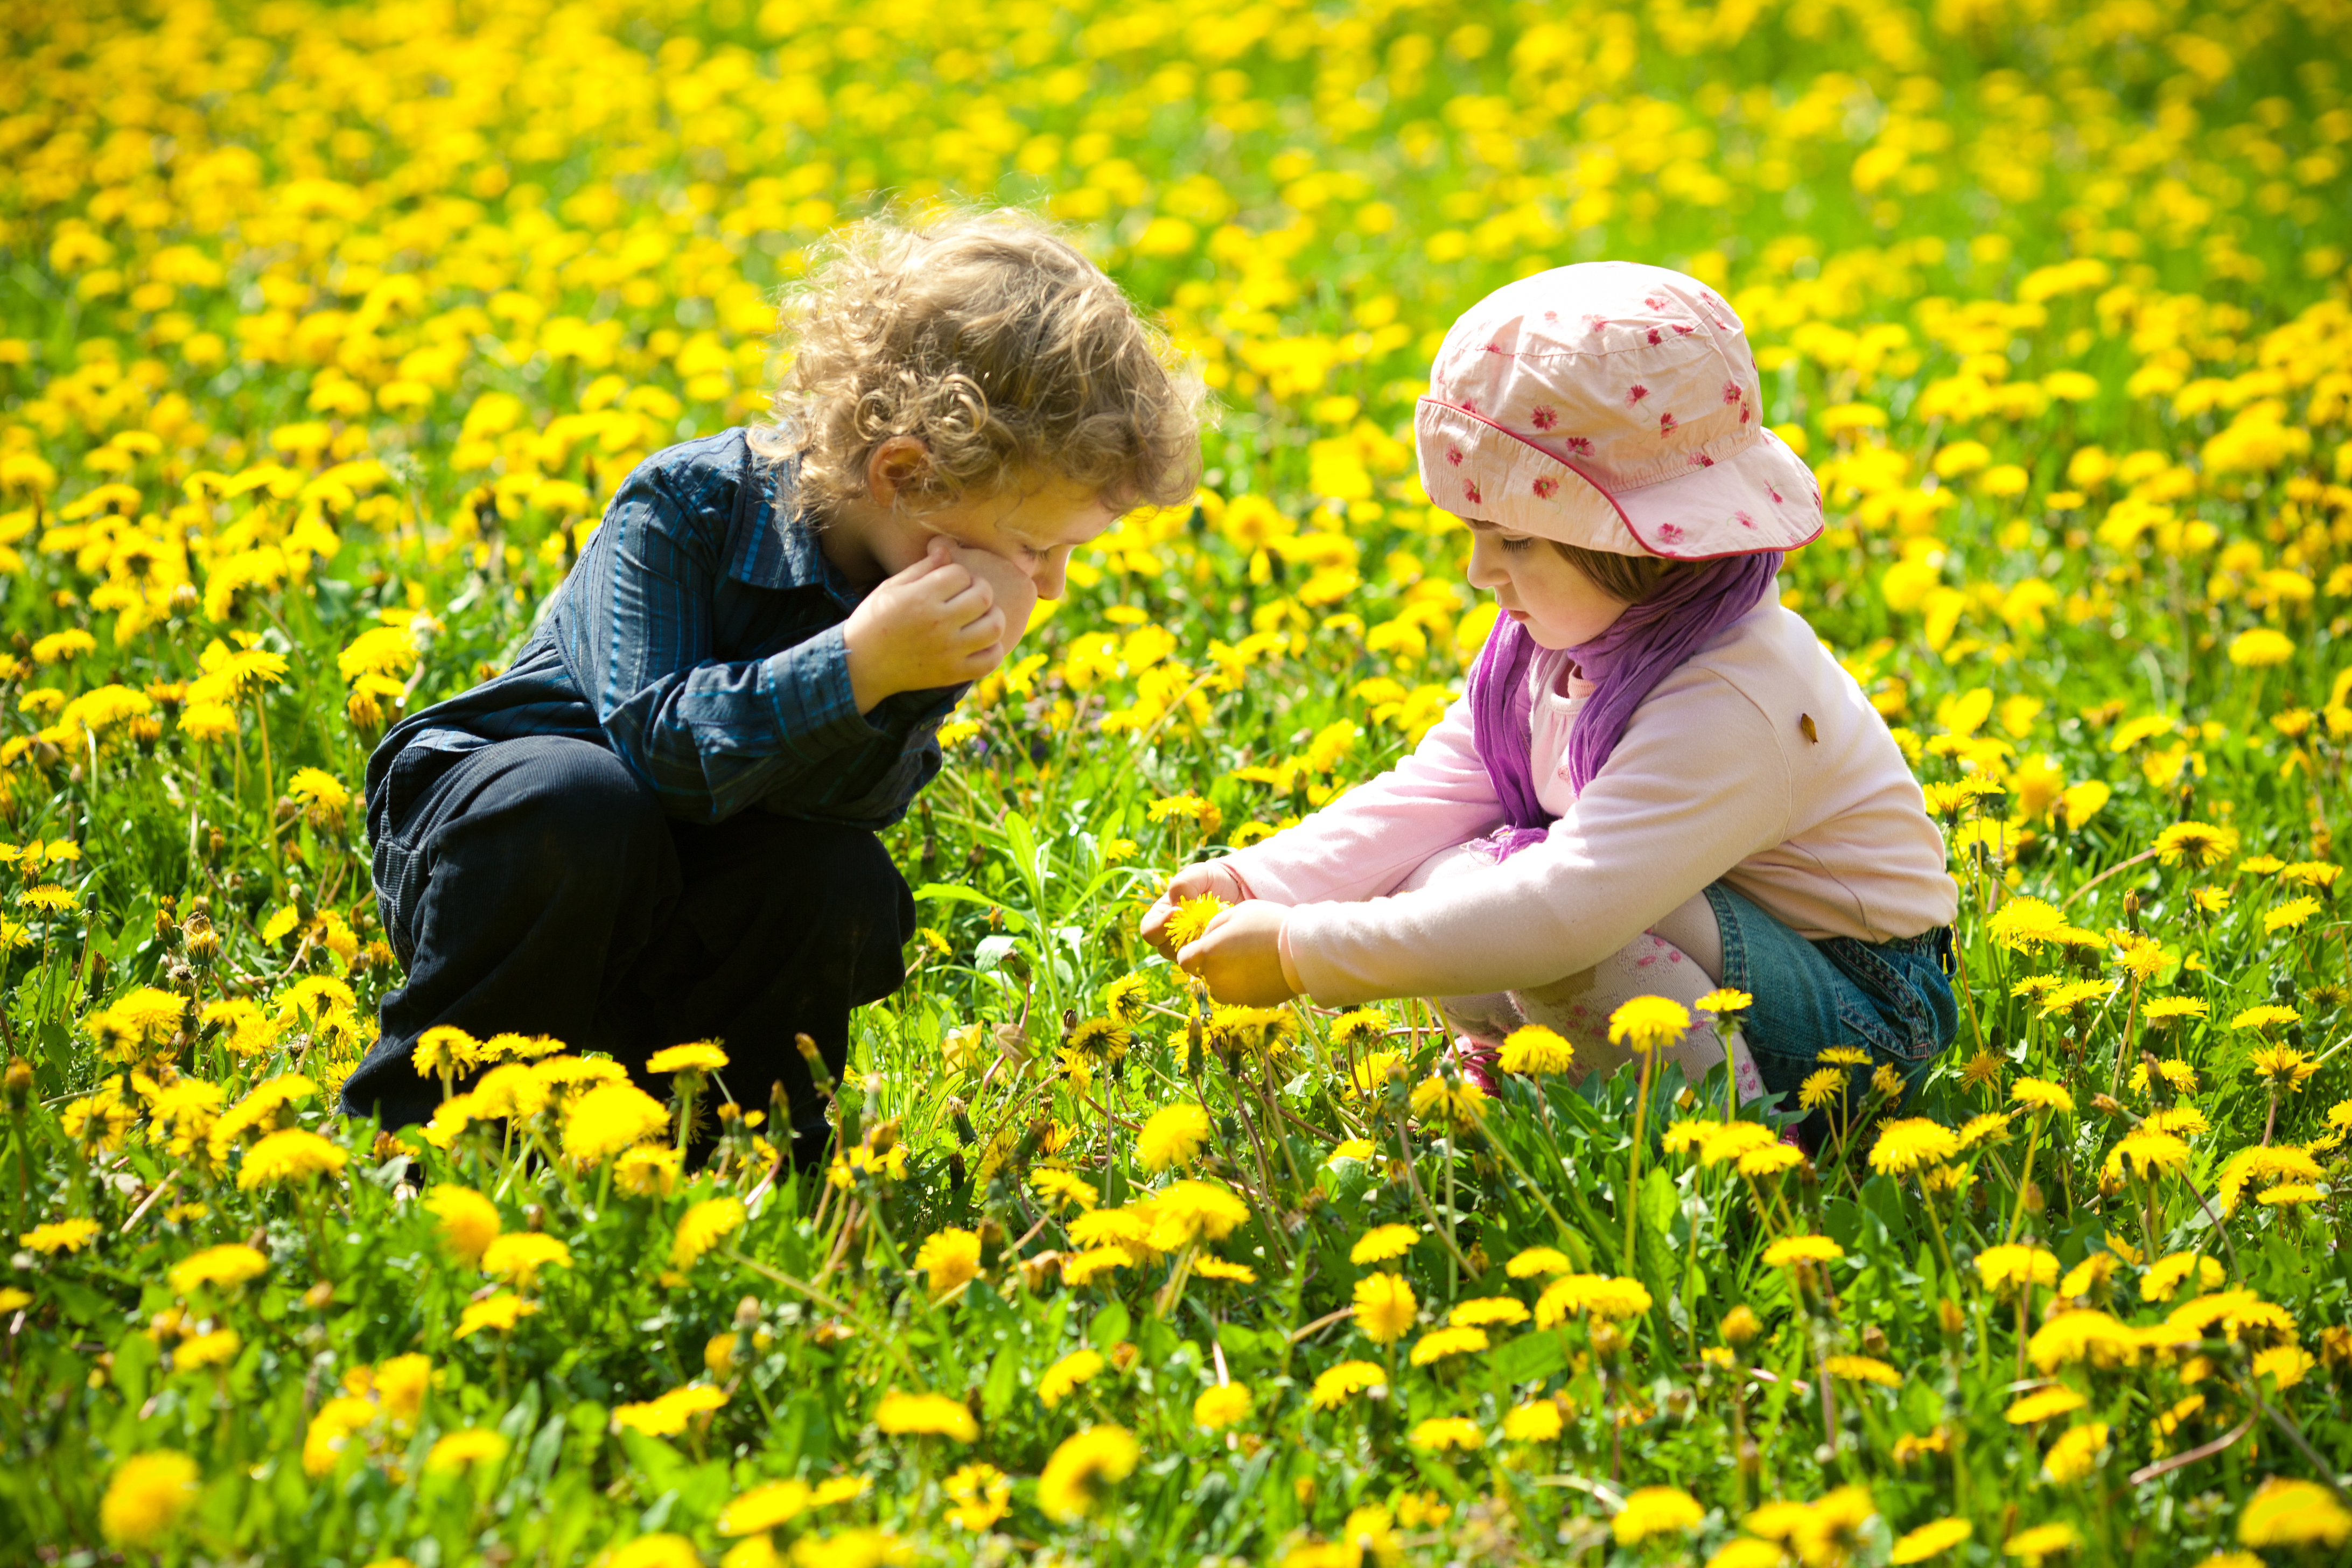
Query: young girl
1146 262 1957 1132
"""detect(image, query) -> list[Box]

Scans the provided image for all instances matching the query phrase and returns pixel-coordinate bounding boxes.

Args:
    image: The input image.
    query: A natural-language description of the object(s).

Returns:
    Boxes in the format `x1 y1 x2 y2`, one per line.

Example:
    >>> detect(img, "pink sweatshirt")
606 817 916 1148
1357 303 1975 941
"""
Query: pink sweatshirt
1220 589 1958 1005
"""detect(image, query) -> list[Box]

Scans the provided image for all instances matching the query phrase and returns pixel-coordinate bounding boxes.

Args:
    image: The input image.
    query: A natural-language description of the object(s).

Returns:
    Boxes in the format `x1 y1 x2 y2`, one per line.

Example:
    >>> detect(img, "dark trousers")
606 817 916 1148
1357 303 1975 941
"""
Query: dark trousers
340 734 914 1160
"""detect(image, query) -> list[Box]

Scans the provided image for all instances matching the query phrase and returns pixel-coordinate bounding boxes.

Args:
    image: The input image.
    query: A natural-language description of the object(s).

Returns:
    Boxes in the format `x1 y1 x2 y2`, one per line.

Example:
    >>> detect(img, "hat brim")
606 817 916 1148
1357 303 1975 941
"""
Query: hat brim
1416 400 1822 561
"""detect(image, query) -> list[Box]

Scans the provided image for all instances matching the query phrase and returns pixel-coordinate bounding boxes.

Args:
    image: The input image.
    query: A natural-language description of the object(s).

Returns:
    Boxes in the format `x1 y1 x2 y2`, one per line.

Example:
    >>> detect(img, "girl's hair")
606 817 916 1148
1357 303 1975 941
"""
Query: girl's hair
750 209 1205 515
1549 539 1691 605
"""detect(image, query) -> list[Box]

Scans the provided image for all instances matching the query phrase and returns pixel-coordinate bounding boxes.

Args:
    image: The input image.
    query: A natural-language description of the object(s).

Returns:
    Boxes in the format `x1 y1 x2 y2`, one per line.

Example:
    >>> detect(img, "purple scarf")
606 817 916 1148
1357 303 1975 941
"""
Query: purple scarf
1468 554 1782 857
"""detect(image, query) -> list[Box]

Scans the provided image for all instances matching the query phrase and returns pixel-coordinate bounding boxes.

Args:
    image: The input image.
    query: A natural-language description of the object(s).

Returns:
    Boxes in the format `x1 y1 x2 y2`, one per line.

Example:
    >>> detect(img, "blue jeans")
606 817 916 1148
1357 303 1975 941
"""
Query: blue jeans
1702 881 1957 1145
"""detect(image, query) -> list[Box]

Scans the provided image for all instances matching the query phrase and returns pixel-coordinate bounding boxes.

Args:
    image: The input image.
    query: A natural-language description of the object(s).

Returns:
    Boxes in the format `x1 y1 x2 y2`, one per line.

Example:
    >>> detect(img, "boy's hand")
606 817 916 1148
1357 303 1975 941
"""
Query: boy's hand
1140 860 1250 959
935 537 1037 666
842 537 1005 712
1178 901 1297 1006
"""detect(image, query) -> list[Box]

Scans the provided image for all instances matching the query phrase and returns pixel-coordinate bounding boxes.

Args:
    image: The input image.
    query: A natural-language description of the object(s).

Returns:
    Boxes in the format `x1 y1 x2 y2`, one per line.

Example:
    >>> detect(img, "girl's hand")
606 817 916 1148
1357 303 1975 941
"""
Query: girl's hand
1140 860 1249 958
1178 901 1297 1006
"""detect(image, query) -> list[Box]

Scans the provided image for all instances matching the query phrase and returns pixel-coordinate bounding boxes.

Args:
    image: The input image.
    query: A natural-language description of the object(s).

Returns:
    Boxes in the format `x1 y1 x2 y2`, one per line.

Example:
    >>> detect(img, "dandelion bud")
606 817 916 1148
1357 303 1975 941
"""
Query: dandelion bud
302 1280 334 1310
4 1055 32 1110
1938 1298 1966 1338
2122 890 2140 930
794 1032 836 1097
2022 1180 2045 1216
169 582 199 616
1721 1305 1762 1347
1738 1439 1761 1477
522 1203 544 1233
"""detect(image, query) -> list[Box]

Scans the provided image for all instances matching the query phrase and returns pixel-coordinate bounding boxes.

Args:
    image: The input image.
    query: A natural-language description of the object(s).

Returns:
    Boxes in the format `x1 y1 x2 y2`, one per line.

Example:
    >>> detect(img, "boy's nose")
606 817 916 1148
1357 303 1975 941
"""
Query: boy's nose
1031 552 1069 600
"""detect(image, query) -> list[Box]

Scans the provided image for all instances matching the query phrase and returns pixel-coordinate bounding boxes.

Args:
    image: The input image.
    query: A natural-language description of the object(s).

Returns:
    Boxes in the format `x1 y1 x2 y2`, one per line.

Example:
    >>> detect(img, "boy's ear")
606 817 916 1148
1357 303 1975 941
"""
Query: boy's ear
865 436 934 506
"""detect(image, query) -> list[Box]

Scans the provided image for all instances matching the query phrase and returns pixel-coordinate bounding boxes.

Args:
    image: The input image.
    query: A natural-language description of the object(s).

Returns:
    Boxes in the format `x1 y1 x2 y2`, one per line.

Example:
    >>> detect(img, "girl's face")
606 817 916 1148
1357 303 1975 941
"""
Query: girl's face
1463 522 1632 649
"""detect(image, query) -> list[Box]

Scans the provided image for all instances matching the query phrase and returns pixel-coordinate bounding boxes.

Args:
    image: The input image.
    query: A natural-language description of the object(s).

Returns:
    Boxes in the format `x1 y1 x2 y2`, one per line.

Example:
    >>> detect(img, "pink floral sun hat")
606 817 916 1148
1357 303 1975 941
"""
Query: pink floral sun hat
1415 261 1823 560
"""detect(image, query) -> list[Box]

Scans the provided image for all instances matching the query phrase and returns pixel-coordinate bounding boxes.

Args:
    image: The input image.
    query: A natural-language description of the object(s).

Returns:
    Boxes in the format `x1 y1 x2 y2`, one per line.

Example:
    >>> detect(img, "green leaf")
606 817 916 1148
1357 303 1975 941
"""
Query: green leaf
1493 1329 1567 1384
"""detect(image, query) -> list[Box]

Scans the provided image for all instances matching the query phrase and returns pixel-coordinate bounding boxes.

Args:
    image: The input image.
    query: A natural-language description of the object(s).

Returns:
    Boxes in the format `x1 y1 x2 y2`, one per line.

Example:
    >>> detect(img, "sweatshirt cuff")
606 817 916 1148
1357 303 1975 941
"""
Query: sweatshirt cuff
1271 902 1378 1009
1276 914 1303 997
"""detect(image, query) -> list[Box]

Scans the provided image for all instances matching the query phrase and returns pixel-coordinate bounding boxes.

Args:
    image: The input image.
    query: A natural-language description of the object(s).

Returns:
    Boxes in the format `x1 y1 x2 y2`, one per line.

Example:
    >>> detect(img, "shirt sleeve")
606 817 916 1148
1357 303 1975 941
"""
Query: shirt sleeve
555 453 889 824
1214 694 1508 906
1279 670 1795 1004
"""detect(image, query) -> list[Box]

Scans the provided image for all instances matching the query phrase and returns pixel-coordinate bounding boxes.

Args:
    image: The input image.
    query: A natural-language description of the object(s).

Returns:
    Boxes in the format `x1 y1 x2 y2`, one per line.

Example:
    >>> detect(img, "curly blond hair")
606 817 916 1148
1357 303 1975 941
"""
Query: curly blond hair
750 210 1204 515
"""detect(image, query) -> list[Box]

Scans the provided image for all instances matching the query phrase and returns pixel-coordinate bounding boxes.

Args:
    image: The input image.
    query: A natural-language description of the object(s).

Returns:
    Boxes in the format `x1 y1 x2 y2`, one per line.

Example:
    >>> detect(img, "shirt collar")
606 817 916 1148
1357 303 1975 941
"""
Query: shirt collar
730 444 860 606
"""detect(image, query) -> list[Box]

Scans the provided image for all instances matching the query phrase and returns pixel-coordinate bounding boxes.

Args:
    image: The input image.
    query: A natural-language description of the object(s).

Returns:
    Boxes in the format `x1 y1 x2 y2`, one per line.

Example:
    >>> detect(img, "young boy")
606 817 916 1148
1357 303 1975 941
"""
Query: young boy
341 213 1202 1161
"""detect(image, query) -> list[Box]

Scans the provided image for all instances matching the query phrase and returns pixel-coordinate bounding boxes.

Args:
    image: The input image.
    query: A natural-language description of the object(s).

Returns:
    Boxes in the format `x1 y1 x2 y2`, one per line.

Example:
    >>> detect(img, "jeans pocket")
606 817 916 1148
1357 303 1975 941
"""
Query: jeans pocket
1821 937 1944 1062
374 836 421 969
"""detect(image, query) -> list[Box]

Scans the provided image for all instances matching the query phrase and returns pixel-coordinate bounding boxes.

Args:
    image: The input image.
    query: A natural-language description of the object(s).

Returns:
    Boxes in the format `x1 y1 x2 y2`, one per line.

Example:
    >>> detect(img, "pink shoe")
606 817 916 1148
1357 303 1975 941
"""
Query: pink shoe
1452 1035 1501 1096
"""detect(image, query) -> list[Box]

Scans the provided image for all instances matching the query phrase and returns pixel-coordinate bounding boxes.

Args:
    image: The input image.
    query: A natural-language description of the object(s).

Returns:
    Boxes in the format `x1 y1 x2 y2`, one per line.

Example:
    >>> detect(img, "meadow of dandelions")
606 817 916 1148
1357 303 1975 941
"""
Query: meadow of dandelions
4 1 2352 1563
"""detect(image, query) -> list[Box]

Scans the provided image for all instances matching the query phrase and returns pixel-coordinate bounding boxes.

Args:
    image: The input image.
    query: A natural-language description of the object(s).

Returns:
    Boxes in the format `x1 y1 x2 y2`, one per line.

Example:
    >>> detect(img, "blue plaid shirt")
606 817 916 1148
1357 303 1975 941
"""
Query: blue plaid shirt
366 429 962 840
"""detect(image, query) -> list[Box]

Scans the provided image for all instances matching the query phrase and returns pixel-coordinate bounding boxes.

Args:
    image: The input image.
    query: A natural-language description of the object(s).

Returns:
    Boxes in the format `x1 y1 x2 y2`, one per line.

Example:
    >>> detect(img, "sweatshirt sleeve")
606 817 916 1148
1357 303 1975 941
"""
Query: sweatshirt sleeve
1213 694 1510 907
1279 670 1795 1004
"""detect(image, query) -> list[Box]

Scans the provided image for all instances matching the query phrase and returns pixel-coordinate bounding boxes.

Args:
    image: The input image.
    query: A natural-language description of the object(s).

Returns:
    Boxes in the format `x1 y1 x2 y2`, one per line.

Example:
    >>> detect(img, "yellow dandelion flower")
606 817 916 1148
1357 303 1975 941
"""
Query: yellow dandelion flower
2238 1476 2352 1548
1889 1519 1973 1564
644 1041 728 1075
1136 1102 1212 1171
2011 1077 2073 1114
1497 1024 1574 1075
1614 1486 1704 1545
1407 1416 1483 1452
99 1452 201 1548
720 1480 813 1536
2004 1385 2086 1424
1535 1273 1653 1327
454 1292 537 1339
235 1126 348 1188
914 1227 983 1299
480 1232 571 1290
1306 1359 1387 1410
1349 1223 1418 1265
1162 893 1226 948
873 1390 978 1443
2002 1521 2080 1561
670 1196 747 1269
424 1427 509 1475
1450 1296 1530 1329
1824 1354 1902 1386
1038 1347 1105 1409
423 1186 501 1266
1353 1272 1417 1344
1193 1382 1252 1430
1035 1424 1137 1520
612 1384 727 1437
1608 995 1691 1052
1763 1235 1844 1266
1502 1399 1564 1443
1506 1245 1573 1278
561 1081 669 1162
1868 1119 1962 1175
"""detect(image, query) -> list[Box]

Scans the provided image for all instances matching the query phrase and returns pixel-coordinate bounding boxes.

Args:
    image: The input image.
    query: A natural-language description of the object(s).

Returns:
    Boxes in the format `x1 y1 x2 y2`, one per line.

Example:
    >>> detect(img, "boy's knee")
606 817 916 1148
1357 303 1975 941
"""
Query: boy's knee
443 739 668 900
